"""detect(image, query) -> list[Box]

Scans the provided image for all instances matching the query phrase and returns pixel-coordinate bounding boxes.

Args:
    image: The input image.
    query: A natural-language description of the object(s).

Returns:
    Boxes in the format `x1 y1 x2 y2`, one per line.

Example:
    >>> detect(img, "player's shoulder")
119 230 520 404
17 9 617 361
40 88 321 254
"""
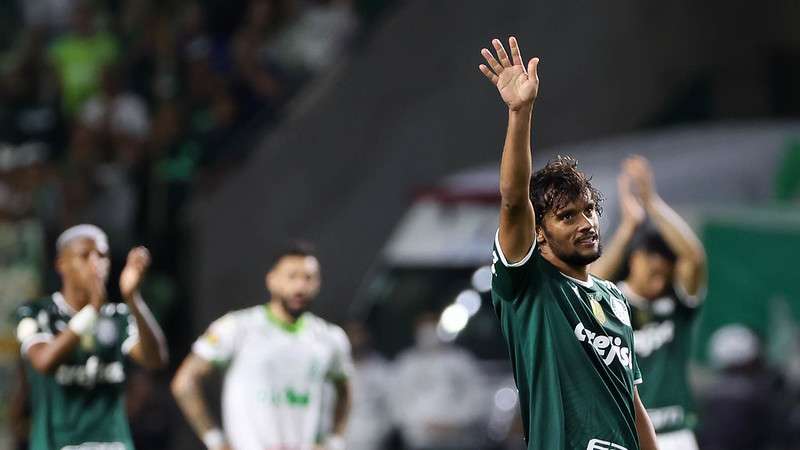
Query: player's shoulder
591 276 628 301
216 304 265 326
16 295 56 320
304 313 346 335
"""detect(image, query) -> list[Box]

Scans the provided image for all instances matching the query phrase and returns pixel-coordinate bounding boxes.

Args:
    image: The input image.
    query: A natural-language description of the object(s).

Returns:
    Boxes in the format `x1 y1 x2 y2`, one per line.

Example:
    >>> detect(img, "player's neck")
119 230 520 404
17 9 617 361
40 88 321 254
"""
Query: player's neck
267 300 301 324
60 282 90 312
541 251 590 282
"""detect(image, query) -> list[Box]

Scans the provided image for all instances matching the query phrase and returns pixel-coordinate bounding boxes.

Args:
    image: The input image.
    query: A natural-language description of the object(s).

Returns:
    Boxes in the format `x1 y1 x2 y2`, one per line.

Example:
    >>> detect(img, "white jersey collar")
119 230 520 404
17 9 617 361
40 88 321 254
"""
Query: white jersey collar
560 272 594 289
52 292 78 317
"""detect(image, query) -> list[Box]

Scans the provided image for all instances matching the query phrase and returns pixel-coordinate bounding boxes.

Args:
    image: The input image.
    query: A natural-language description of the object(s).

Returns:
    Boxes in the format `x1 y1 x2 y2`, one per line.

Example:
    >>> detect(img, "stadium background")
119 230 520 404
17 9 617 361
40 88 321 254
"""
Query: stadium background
0 0 799 449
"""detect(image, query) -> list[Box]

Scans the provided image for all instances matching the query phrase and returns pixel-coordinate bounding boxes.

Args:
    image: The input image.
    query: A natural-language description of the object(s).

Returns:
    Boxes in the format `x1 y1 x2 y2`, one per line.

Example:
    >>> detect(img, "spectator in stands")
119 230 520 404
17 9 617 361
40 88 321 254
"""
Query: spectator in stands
17 0 78 34
231 0 285 108
0 29 63 154
389 312 487 450
48 0 119 117
344 321 393 450
698 324 788 450
268 0 359 76
80 63 150 167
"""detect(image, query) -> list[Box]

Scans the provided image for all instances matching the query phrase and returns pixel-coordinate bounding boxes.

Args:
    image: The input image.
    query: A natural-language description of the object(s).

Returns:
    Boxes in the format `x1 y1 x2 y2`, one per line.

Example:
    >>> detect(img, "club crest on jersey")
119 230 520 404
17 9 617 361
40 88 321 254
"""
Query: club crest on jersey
589 296 606 325
609 297 631 326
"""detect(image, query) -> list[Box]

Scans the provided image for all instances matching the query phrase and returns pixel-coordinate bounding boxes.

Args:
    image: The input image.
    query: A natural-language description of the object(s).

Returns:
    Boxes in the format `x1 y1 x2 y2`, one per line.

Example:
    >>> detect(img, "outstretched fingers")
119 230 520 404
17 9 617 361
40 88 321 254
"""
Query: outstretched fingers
492 39 512 68
509 36 523 67
528 57 540 80
479 64 499 84
481 48 503 75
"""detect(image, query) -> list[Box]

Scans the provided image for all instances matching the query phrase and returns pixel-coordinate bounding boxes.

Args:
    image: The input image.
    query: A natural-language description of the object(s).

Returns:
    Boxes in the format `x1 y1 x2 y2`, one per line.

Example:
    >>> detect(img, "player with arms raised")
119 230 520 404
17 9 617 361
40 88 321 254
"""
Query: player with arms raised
478 37 659 450
15 224 168 450
592 156 706 450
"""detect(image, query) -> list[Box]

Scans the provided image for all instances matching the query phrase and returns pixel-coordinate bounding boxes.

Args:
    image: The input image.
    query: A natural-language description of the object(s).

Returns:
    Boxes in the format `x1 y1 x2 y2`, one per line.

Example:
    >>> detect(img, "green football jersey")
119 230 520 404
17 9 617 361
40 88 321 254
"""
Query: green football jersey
15 293 139 450
491 237 642 450
618 281 700 434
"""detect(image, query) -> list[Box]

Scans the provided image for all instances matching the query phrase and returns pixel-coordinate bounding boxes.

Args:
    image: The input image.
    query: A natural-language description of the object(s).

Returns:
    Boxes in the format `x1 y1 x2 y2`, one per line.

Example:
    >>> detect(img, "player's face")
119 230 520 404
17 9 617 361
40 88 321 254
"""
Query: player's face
56 238 110 289
628 250 674 300
539 193 601 267
267 255 321 317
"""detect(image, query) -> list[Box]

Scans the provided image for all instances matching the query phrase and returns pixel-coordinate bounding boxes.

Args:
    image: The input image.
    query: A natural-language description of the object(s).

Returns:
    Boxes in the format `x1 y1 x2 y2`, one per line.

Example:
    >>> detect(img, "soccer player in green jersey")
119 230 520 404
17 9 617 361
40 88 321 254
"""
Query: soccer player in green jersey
15 224 168 450
592 156 707 450
478 37 659 450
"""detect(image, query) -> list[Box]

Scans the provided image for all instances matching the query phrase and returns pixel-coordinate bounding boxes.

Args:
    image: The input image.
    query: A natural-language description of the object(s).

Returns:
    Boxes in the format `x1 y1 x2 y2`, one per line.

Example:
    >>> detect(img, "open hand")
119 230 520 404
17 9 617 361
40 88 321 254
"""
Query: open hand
119 246 151 300
623 156 656 203
479 37 540 111
87 270 107 310
618 172 645 226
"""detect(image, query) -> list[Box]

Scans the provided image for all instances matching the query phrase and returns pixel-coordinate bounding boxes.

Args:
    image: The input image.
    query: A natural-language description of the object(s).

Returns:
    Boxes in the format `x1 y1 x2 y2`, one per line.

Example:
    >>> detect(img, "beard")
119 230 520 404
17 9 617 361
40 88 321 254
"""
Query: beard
546 232 603 267
278 295 311 319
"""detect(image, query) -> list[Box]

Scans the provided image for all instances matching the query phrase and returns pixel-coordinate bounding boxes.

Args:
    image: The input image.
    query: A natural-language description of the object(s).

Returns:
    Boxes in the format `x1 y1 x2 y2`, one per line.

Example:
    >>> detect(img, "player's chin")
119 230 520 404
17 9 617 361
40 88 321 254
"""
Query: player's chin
285 297 311 315
572 246 601 264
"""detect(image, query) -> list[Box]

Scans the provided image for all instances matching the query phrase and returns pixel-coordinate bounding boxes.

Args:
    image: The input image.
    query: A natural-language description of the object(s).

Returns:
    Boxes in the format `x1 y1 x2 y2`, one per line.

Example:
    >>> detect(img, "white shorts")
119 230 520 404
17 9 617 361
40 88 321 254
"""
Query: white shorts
656 429 698 450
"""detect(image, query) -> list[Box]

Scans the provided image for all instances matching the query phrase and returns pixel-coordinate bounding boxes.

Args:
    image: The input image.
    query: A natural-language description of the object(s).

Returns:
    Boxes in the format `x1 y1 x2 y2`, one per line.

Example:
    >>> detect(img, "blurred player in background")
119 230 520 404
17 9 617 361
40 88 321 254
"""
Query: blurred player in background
15 224 168 450
592 156 706 450
479 37 659 450
171 242 353 450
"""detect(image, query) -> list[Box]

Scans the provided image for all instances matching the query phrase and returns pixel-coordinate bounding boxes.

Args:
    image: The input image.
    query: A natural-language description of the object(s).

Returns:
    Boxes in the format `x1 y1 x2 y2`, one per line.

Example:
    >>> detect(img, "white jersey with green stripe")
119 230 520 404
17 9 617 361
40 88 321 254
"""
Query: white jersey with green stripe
192 305 353 450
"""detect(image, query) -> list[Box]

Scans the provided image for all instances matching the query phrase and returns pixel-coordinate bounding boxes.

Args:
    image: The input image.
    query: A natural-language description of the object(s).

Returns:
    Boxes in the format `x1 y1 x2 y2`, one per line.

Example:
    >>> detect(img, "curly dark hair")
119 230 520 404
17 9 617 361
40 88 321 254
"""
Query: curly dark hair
530 155 603 227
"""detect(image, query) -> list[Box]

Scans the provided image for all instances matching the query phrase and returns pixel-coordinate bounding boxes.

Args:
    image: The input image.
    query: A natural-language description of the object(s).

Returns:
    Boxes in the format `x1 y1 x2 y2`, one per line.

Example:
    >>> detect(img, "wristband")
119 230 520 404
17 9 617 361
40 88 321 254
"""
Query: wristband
202 428 226 450
325 435 346 450
68 305 98 335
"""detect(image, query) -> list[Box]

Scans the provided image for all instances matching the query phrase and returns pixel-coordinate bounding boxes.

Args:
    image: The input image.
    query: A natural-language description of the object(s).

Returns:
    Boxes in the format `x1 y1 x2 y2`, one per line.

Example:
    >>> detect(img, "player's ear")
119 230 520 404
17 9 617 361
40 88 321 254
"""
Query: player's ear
55 252 66 276
536 225 547 247
265 270 274 291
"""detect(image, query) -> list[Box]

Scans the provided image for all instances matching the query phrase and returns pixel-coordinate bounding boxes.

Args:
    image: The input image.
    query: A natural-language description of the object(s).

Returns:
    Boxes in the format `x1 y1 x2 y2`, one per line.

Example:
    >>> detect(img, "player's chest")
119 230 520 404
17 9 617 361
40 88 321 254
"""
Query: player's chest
236 330 335 380
42 311 125 360
554 284 636 371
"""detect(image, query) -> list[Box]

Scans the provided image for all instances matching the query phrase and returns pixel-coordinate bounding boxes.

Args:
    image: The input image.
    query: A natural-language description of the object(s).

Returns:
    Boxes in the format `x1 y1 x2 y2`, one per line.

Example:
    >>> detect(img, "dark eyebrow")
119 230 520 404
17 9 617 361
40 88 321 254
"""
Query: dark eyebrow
556 206 577 217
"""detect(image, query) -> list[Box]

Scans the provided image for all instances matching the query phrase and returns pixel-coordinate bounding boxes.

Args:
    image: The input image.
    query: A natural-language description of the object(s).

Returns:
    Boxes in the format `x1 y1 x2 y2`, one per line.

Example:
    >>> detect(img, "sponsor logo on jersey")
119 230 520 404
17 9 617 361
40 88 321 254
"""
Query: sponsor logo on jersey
55 356 125 387
587 438 628 450
633 320 675 357
491 251 499 276
647 405 685 430
62 443 126 450
574 322 633 370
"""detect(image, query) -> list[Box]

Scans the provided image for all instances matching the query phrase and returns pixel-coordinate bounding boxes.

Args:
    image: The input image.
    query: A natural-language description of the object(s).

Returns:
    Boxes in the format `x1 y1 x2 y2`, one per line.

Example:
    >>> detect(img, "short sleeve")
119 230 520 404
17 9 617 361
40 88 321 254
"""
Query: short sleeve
326 326 354 381
15 304 54 356
631 328 643 385
491 229 537 301
192 313 240 366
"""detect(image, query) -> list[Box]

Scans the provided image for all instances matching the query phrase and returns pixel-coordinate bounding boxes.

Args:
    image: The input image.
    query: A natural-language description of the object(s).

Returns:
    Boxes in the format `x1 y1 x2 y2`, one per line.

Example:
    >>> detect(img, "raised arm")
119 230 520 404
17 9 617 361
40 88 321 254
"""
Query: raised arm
591 172 645 280
626 156 707 297
479 37 540 263
24 274 107 374
171 353 231 450
121 247 169 369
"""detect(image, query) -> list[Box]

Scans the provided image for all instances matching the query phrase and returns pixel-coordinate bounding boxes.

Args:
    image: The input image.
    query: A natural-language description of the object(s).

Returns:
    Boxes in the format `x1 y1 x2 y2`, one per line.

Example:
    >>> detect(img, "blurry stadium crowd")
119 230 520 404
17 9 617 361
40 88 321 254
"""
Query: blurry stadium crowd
0 0 361 448
0 0 360 303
